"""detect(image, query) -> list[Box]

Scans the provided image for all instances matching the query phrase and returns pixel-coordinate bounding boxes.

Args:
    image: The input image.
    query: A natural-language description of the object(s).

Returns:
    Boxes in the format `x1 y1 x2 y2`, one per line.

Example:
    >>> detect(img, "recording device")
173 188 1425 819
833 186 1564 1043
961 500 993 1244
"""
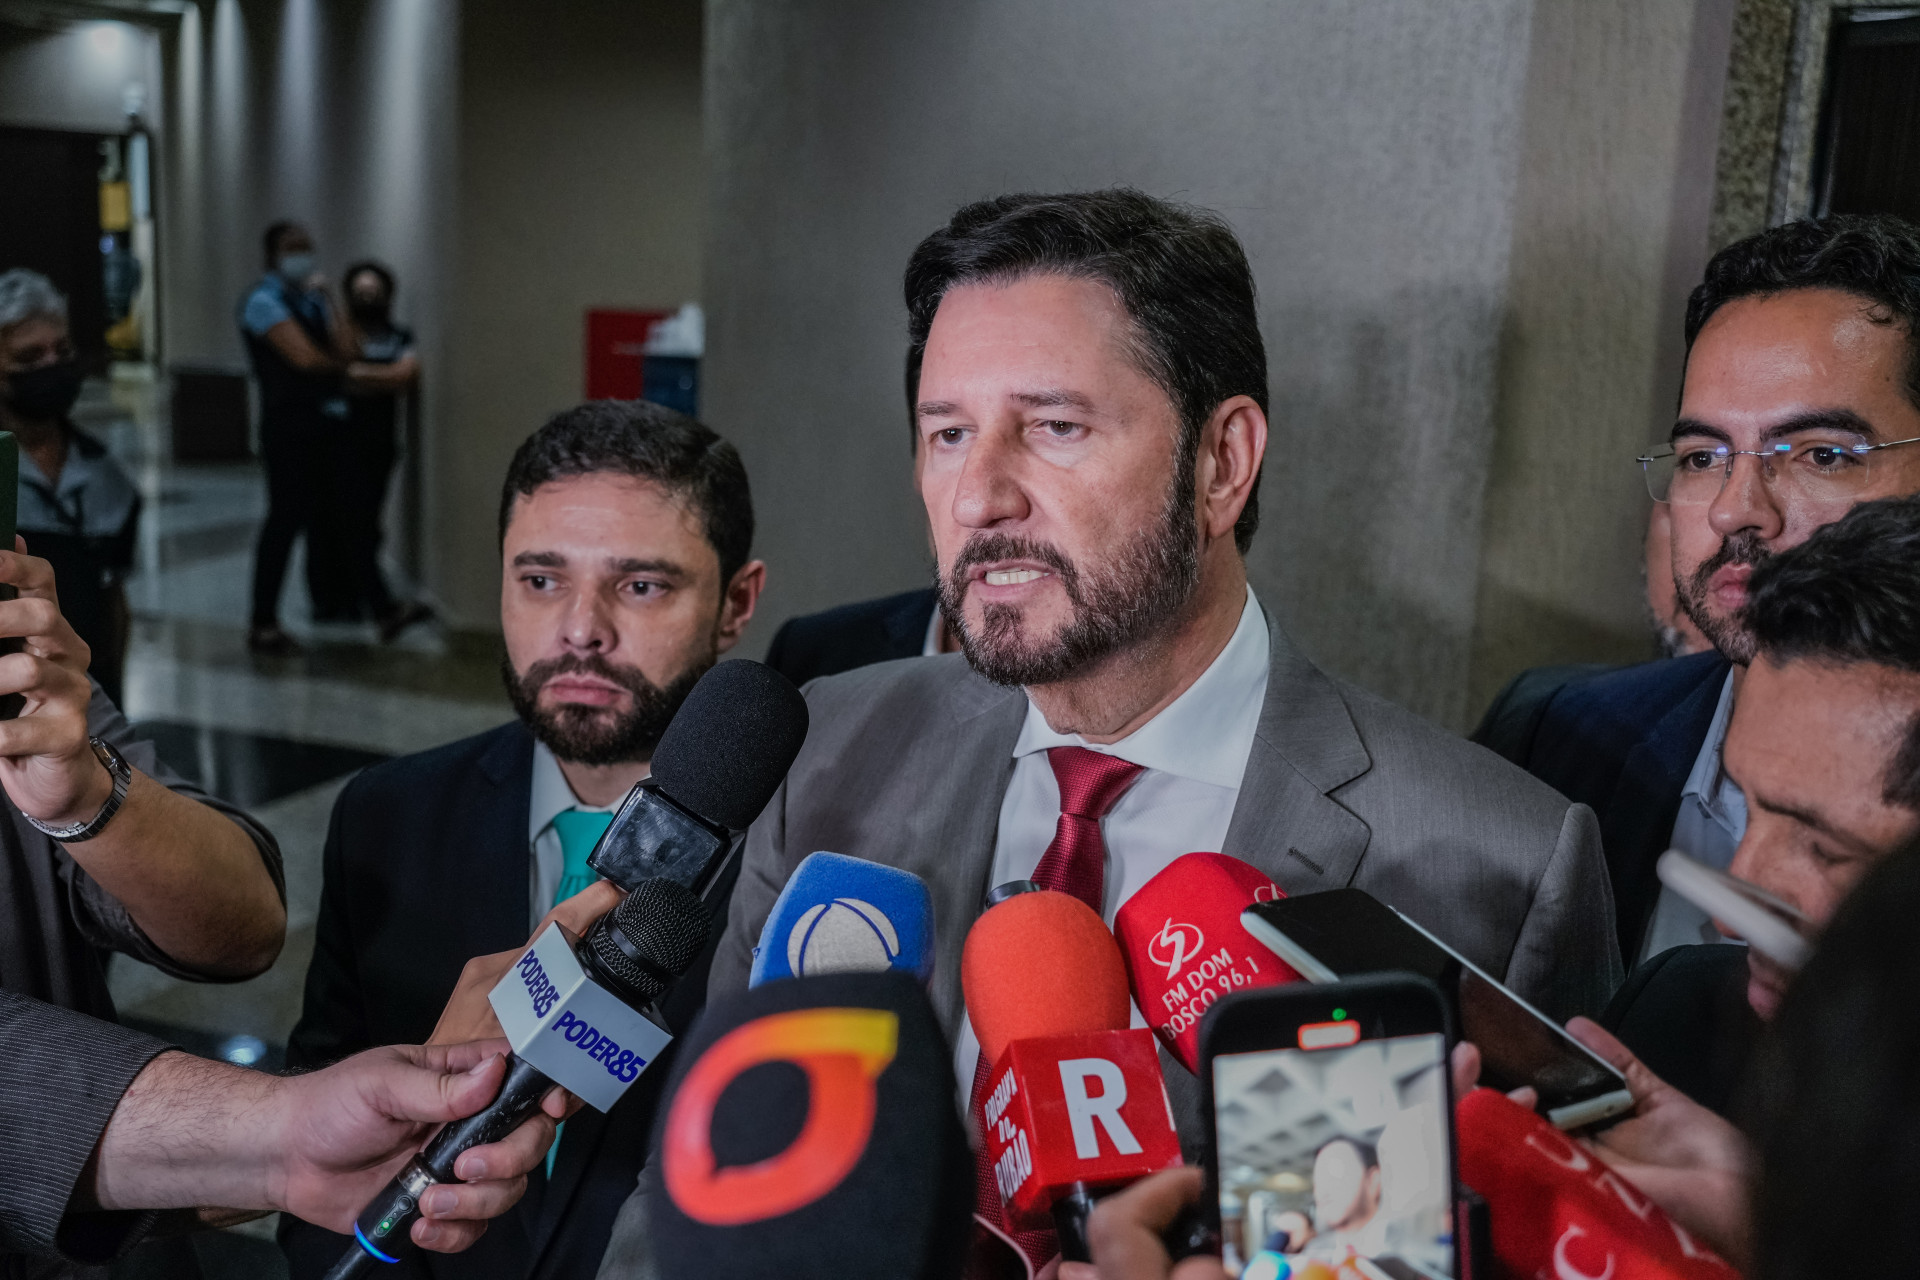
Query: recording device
650 970 971 1280
587 660 809 895
1656 849 1811 971
748 851 934 986
1113 852 1301 1072
1199 974 1460 1279
962 886 1183 1262
0 432 21 720
1457 1086 1738 1279
1243 889 1633 1129
322 880 710 1280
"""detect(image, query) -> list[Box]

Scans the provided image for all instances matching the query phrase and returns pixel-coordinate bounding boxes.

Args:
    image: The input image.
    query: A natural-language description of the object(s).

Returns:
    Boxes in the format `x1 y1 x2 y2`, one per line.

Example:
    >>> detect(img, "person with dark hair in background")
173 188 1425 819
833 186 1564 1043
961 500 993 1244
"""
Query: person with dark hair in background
0 269 140 706
304 260 434 640
240 220 346 656
281 400 764 1280
1747 838 1920 1280
1478 214 1920 976
671 189 1617 1279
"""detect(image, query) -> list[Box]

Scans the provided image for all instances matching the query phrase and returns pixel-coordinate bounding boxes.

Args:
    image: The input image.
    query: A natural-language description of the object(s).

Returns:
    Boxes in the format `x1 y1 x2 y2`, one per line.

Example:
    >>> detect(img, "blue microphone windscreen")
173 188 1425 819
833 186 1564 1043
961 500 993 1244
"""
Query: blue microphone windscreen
749 852 935 987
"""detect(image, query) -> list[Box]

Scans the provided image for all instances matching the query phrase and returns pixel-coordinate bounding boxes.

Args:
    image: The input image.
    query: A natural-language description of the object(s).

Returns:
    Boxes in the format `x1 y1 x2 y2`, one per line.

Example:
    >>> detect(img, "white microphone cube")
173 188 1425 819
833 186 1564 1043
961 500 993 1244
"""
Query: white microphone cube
488 923 674 1112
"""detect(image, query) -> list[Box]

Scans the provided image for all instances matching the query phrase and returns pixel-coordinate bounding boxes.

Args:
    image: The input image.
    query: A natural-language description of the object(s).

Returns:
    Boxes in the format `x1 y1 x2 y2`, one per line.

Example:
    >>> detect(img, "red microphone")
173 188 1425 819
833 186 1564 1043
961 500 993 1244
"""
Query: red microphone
1456 1088 1739 1280
961 888 1183 1261
1114 852 1301 1072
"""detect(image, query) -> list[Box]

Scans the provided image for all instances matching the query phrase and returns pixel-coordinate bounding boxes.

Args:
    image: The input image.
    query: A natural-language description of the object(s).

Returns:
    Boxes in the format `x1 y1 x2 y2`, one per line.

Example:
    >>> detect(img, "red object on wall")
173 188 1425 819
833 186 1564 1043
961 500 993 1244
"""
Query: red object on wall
585 309 669 400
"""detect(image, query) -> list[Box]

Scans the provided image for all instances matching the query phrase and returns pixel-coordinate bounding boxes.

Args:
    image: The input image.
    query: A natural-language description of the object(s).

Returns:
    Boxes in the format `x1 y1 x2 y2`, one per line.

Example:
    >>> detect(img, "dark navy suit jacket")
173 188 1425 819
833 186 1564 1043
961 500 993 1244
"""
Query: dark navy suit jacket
280 722 731 1280
763 587 936 688
1475 651 1733 963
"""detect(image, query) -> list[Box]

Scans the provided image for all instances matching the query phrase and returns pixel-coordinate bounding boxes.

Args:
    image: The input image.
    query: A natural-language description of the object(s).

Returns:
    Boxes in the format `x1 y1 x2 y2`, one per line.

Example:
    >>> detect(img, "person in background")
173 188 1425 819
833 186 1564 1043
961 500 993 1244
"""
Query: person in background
1546 493 1920 1270
1480 214 1920 969
1646 504 1711 659
281 401 764 1280
304 260 433 641
0 270 140 707
240 220 345 656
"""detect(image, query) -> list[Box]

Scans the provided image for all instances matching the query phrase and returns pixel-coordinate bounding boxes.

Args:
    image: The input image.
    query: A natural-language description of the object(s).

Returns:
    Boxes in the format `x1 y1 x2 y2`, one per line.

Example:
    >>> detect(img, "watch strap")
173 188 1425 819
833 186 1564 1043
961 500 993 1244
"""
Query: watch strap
26 736 132 843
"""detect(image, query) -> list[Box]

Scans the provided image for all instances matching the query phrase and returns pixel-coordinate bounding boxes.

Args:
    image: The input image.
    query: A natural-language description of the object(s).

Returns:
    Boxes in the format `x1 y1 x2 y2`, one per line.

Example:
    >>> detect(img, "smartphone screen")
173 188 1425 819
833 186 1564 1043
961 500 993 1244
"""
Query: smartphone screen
1243 891 1632 1129
1213 1030 1454 1279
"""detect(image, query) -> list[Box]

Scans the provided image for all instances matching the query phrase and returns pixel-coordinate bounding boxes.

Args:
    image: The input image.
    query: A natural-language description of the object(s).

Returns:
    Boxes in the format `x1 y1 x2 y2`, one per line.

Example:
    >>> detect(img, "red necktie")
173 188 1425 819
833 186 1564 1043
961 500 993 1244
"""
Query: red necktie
969 747 1145 1278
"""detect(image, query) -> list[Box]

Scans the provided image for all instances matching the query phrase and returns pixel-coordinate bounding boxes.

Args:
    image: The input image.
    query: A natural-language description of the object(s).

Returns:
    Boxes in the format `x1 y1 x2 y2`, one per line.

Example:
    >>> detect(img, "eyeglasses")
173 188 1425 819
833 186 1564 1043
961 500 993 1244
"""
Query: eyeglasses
1638 435 1920 505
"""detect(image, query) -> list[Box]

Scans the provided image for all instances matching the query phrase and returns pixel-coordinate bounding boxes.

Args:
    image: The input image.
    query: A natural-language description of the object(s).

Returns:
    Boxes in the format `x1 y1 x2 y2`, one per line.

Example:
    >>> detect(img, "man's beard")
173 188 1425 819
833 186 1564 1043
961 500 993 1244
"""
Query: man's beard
937 477 1203 688
1676 530 1771 664
502 651 711 766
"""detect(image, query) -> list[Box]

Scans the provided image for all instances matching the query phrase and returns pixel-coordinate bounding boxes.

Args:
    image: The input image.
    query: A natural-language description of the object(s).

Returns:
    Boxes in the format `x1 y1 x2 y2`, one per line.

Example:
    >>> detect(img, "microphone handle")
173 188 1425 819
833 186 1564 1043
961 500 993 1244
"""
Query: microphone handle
321 1055 557 1280
1051 1182 1096 1263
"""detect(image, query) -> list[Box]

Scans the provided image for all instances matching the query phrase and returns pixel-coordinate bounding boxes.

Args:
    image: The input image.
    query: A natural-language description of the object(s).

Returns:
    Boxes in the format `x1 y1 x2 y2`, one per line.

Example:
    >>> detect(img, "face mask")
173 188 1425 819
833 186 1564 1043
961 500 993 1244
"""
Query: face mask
277 253 316 283
348 299 390 326
5 360 85 422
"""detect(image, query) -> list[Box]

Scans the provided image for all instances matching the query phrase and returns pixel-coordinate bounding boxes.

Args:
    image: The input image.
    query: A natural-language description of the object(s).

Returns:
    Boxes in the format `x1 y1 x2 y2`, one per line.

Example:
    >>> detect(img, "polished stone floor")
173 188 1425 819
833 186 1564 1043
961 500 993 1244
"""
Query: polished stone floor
82 372 513 1076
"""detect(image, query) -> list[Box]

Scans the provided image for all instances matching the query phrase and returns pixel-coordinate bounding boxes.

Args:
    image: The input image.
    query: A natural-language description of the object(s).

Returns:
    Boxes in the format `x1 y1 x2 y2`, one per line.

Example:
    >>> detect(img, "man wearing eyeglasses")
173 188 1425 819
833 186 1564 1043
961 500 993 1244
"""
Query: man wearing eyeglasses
1479 214 1920 1110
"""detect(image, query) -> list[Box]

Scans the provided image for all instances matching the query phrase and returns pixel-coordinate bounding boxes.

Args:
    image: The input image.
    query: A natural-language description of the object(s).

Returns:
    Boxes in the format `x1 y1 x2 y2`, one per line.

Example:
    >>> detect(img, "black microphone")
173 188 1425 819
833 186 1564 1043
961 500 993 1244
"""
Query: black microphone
321 881 709 1280
649 971 973 1280
587 660 809 894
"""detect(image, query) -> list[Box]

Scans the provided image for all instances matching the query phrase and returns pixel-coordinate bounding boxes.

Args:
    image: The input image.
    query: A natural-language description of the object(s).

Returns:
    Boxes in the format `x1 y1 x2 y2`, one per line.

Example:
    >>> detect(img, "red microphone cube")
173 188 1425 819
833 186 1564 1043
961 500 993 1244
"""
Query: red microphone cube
979 1028 1183 1229
1115 852 1301 1073
1457 1088 1739 1279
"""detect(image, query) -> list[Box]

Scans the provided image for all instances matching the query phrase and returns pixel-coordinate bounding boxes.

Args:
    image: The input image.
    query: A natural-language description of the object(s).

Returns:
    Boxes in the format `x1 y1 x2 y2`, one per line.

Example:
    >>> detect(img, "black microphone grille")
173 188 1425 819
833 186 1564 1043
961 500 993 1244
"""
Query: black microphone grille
586 877 712 1004
651 660 809 832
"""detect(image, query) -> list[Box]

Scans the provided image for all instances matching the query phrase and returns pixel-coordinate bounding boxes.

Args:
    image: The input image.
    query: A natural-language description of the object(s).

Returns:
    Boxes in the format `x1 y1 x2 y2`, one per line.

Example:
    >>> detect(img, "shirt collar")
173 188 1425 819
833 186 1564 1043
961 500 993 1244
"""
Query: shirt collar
1681 670 1740 810
527 740 624 843
1010 588 1269 789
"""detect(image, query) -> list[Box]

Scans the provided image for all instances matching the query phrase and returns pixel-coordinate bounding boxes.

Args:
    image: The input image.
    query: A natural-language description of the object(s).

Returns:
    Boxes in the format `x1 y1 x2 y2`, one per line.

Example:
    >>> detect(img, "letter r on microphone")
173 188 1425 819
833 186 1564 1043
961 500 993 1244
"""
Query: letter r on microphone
980 1029 1182 1228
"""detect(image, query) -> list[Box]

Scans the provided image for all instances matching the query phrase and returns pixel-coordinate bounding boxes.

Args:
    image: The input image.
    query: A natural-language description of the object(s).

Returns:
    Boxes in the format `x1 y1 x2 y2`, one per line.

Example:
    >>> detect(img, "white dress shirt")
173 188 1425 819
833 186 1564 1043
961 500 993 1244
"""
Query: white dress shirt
952 589 1271 1097
526 741 630 931
1640 671 1748 962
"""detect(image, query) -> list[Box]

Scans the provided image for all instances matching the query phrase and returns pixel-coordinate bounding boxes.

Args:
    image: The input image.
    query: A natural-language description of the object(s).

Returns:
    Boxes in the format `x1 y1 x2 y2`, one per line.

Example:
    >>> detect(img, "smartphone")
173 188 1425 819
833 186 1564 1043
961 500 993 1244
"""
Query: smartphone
1200 975 1458 1280
0 432 21 721
1242 890 1632 1130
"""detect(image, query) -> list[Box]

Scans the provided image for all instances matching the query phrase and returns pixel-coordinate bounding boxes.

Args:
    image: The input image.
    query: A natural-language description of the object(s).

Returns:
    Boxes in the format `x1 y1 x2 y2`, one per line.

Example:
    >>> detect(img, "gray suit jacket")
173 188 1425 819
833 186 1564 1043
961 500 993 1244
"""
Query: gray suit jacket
596 625 1624 1277
712 621 1621 1093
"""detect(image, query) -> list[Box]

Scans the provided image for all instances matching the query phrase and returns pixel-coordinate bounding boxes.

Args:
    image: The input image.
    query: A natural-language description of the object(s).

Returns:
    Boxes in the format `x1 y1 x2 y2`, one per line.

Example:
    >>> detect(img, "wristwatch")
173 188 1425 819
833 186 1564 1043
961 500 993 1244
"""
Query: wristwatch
26 736 133 843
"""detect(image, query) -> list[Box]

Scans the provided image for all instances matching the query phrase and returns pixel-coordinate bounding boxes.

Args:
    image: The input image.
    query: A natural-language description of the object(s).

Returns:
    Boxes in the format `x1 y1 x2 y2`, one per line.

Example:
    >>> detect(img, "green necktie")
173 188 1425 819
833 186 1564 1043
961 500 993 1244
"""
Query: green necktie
545 808 612 1180
551 808 614 907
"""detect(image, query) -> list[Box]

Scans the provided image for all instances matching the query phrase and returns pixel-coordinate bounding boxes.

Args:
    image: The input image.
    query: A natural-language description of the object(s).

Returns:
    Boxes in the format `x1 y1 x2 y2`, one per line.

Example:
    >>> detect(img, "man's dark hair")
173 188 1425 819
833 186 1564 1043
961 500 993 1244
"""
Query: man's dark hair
1747 494 1920 809
343 259 396 301
263 220 302 268
499 400 754 585
1750 836 1920 1280
903 189 1268 553
1685 214 1920 410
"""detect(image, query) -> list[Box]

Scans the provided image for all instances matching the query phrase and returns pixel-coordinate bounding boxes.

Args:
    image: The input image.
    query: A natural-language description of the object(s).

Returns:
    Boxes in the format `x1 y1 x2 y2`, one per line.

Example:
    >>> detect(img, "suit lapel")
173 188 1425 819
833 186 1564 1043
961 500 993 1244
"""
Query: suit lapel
473 723 539 956
1603 664 1728 960
1222 616 1373 893
923 671 1025 1034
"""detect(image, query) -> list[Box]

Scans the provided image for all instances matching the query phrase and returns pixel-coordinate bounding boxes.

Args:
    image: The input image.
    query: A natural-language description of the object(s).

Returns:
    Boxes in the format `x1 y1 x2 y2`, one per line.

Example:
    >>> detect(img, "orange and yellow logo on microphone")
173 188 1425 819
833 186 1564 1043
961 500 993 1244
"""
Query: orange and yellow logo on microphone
662 1007 898 1225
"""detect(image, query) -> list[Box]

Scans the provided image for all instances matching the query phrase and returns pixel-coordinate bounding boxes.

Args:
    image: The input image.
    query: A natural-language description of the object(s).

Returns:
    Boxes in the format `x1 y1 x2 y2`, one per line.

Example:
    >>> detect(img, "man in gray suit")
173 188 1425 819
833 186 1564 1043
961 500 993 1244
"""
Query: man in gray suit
694 190 1618 1275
